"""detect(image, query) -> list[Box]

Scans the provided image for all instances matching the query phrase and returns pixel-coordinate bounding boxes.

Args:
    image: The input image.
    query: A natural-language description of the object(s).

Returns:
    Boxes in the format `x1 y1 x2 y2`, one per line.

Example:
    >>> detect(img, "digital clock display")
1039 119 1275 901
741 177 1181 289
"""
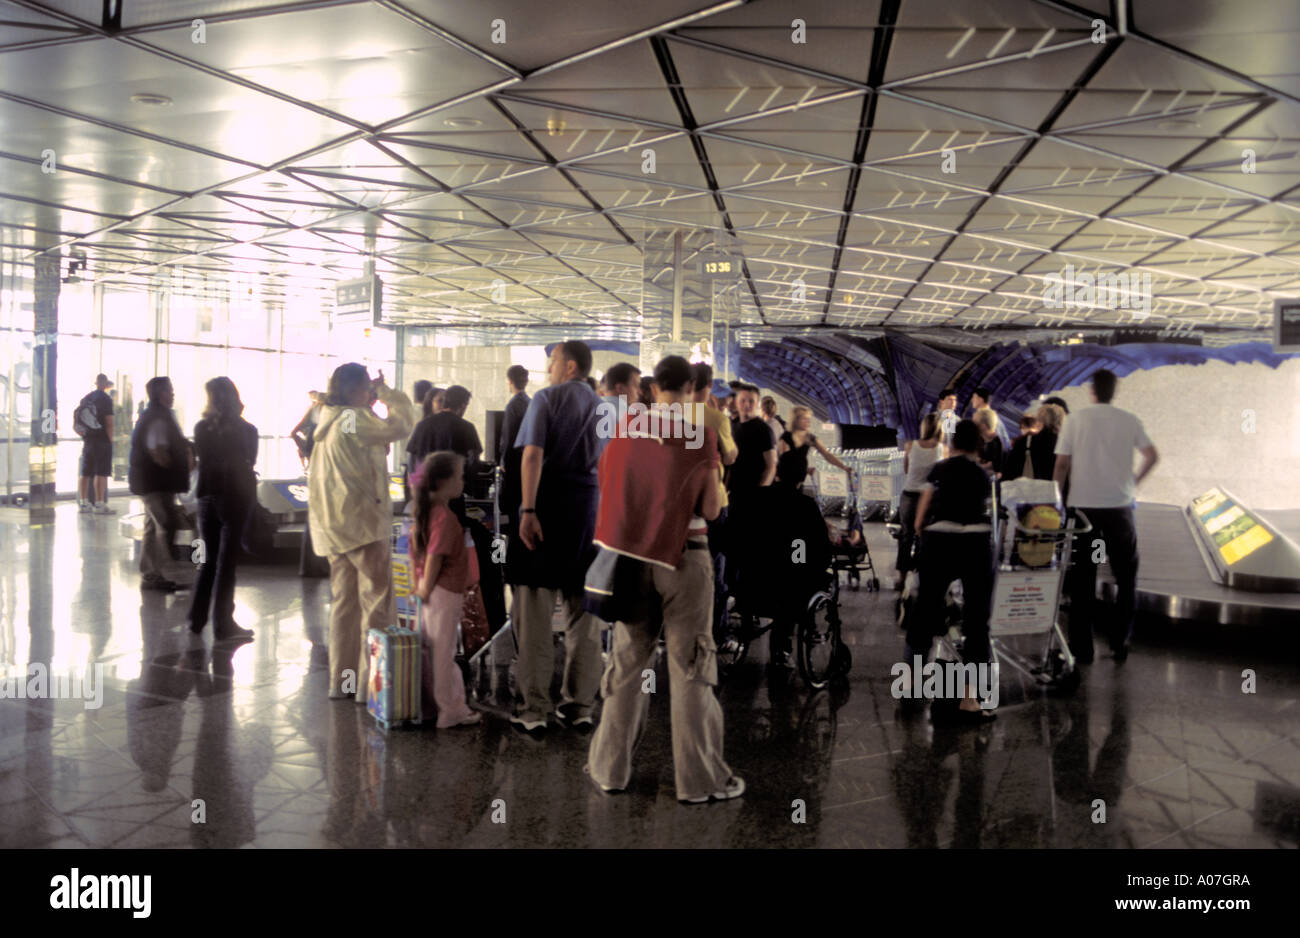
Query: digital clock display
704 260 732 274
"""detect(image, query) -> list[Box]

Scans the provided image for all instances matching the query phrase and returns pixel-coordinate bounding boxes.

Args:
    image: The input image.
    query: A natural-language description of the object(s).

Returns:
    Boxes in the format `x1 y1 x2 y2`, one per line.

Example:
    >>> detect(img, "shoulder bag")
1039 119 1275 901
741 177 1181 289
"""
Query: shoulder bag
583 546 652 624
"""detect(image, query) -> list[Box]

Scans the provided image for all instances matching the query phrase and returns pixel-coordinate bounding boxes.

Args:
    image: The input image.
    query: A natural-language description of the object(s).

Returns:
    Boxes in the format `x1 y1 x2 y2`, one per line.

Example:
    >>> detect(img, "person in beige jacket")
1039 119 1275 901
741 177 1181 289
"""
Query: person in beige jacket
308 363 415 702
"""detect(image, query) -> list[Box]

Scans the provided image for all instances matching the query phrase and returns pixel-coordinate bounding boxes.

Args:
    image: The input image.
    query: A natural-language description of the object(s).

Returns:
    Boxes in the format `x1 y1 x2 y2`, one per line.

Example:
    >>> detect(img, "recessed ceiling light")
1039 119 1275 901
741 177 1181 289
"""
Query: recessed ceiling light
130 92 172 107
443 117 483 129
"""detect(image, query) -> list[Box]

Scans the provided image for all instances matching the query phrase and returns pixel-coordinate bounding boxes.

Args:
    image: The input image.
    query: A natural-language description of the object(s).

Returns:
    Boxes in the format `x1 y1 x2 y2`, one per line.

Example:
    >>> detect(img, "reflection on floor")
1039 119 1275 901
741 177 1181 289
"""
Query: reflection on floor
1 500 1297 848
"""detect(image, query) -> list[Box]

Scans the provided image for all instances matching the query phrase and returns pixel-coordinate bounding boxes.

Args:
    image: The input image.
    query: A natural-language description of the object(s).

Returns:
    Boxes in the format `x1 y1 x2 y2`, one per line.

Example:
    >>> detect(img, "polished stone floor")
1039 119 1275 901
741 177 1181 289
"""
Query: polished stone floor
1 499 1297 849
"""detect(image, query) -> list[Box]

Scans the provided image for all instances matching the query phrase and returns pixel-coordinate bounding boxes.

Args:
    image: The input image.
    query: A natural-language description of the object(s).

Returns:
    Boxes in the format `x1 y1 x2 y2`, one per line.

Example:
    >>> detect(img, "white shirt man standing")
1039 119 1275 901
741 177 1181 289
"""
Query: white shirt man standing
1053 369 1158 663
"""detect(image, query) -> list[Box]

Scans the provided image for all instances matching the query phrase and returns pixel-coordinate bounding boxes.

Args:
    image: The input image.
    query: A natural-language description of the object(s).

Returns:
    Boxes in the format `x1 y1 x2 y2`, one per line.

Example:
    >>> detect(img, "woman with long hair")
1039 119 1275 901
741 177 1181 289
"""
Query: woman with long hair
775 406 853 494
188 376 258 642
1030 403 1065 482
307 363 415 701
973 406 1004 478
896 412 945 590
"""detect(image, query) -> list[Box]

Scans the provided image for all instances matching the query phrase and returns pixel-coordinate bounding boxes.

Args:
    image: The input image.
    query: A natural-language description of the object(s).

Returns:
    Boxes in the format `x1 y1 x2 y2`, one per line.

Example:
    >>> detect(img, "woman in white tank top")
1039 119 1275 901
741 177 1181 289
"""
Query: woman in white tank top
895 414 946 589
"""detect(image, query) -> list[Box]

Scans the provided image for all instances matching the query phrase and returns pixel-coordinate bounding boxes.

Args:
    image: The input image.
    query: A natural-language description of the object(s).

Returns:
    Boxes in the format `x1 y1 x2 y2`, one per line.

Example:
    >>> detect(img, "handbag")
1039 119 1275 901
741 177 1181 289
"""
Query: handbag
460 583 490 658
236 425 275 557
583 546 652 624
242 499 277 558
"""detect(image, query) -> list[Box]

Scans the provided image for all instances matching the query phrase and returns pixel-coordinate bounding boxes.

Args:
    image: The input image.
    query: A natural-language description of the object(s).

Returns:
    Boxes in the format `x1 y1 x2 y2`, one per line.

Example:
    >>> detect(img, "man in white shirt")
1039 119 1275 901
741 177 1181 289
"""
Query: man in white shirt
935 389 959 448
1053 369 1159 663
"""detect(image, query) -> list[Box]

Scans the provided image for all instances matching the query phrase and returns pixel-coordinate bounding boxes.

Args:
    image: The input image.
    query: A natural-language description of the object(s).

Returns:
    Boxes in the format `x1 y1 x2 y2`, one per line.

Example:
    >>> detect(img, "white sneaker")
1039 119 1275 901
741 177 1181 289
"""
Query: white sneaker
78 501 92 513
93 503 115 514
680 776 746 804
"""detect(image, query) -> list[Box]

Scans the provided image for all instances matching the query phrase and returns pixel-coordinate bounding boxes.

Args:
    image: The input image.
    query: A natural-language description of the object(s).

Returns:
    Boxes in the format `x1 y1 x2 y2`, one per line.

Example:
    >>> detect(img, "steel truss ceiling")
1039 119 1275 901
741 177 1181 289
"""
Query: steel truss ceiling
2 0 1298 341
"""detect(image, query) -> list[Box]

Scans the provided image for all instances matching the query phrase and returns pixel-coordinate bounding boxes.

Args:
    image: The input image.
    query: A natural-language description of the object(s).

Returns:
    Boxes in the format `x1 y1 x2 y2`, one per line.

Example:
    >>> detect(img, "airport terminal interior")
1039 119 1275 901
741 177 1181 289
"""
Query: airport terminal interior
1 0 1299 851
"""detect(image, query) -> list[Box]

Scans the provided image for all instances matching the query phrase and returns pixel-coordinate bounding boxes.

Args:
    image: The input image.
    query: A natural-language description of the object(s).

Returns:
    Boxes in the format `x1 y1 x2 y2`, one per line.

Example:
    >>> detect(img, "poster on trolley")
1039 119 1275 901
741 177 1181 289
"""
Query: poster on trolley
391 517 417 629
859 473 893 502
990 569 1062 635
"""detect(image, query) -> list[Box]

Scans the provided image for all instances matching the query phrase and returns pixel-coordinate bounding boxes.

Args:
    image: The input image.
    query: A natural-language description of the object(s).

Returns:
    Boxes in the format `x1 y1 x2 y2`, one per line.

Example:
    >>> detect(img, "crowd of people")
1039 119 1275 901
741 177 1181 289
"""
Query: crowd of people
94 345 1158 801
901 372 1159 725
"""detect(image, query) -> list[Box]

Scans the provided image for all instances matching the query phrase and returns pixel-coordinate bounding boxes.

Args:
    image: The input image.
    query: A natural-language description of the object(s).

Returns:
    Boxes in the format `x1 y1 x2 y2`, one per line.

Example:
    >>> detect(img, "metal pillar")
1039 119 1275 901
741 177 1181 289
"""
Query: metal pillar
672 230 684 343
29 252 59 522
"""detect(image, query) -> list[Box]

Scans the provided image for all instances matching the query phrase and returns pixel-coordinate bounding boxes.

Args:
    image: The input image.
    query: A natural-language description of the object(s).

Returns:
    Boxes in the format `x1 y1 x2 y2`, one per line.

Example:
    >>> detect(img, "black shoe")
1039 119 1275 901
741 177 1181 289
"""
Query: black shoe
214 624 254 643
509 713 547 737
189 620 207 635
554 704 595 733
141 577 178 592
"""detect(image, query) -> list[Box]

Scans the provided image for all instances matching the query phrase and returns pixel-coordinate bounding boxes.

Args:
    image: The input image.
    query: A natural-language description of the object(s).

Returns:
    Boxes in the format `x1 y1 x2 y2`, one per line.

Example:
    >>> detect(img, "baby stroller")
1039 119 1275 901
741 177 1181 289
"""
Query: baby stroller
717 486 852 689
829 474 879 591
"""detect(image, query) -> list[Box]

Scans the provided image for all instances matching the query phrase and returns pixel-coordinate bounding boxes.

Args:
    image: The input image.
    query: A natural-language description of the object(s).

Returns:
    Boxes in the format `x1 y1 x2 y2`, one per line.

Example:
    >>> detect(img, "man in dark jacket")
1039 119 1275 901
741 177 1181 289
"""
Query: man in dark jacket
498 364 531 533
129 377 194 592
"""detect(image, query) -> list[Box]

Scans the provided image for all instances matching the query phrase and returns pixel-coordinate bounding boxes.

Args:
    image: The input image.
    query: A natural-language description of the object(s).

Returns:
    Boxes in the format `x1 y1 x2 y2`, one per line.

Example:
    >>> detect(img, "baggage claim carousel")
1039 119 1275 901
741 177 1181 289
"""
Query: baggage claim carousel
1104 487 1300 627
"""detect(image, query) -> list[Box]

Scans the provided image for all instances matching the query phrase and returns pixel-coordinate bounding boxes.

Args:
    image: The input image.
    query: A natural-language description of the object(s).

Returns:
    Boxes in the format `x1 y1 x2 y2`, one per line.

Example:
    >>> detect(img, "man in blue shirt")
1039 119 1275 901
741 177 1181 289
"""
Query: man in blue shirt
508 341 603 735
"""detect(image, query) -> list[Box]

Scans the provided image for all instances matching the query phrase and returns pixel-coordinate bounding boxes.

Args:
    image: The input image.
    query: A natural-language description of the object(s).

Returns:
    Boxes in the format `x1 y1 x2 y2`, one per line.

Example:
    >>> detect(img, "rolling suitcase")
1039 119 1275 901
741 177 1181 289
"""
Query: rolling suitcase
367 625 422 731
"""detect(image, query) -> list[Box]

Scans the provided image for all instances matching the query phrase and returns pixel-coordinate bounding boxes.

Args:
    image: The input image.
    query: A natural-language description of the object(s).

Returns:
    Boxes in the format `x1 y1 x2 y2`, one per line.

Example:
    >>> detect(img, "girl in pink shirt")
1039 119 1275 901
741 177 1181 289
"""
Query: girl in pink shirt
411 452 482 728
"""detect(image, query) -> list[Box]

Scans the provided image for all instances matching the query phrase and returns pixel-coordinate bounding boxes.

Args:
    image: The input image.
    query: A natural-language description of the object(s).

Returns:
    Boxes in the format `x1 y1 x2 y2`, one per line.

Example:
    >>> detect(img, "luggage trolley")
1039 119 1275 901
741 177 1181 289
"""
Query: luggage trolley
985 481 1091 696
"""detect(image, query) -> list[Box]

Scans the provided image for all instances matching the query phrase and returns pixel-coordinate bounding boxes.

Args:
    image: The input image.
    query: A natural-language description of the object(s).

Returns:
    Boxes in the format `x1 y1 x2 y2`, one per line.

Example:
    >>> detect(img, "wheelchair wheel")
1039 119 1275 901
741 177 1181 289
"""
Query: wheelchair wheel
798 591 840 690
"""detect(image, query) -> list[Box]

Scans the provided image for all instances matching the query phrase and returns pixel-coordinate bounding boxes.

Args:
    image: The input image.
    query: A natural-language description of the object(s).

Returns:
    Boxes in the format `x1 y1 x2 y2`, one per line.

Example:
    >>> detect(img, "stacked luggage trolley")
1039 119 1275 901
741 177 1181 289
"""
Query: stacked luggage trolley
814 448 901 592
814 446 904 521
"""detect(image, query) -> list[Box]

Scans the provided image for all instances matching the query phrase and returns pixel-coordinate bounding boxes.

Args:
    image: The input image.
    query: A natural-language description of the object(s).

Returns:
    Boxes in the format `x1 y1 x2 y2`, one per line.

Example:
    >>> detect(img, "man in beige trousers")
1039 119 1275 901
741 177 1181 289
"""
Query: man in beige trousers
586 355 744 804
308 363 414 702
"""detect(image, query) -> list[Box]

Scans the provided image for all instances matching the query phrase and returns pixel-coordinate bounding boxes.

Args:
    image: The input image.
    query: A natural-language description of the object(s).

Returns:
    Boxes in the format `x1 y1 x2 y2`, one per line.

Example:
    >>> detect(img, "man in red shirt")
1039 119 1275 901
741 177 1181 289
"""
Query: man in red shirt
586 356 744 804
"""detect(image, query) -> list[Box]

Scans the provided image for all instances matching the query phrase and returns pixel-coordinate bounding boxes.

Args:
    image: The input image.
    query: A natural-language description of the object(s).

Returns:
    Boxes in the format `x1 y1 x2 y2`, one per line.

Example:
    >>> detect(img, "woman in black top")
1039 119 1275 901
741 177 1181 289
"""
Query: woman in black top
905 419 995 723
188 377 258 642
1002 413 1039 481
775 406 853 493
1030 403 1064 482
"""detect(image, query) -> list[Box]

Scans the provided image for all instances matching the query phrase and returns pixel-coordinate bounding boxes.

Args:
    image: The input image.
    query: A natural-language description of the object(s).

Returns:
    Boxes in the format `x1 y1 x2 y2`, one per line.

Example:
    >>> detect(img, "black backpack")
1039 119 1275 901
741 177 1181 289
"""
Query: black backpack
73 394 101 437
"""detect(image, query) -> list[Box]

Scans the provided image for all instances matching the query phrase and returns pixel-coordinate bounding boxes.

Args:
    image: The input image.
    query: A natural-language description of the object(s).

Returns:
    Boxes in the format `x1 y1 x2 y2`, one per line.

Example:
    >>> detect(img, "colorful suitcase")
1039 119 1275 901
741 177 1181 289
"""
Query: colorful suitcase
367 625 422 731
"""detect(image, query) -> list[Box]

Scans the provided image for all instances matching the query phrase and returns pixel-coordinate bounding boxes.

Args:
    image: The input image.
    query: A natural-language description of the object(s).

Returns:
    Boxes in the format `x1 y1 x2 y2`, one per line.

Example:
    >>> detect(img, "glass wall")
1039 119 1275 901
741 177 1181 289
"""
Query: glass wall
44 283 396 496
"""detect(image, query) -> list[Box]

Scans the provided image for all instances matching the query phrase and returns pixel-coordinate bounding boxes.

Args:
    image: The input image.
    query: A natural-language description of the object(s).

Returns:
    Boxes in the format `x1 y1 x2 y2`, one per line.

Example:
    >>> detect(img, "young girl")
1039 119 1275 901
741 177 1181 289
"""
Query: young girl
411 451 482 728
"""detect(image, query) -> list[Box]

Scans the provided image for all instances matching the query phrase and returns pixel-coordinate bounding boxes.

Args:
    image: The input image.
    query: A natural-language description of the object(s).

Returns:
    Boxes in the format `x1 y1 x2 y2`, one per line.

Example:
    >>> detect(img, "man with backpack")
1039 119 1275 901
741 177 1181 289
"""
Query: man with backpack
75 373 116 514
129 377 194 591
